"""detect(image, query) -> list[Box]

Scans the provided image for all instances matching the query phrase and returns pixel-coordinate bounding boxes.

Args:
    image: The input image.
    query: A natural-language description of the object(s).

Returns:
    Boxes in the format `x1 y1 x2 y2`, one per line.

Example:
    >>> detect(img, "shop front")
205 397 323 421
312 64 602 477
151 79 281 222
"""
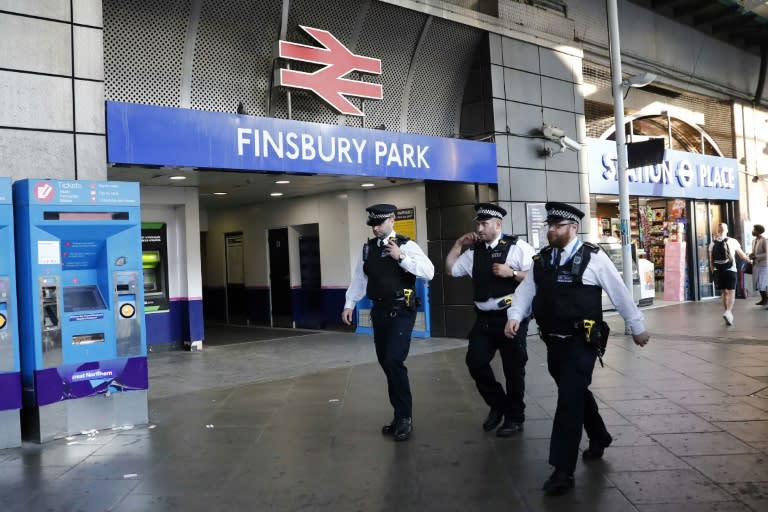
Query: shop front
588 138 739 301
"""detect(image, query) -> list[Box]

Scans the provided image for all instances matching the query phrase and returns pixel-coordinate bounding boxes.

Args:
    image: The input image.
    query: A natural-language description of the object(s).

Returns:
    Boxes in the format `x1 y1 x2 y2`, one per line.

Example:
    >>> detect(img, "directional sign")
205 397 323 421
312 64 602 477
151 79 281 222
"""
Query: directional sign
277 26 382 116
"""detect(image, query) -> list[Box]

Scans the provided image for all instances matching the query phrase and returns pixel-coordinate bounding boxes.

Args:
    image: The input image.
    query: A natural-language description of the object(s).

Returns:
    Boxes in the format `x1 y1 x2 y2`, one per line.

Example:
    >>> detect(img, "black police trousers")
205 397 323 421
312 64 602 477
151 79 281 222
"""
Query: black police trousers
371 305 417 421
545 335 610 474
466 312 529 423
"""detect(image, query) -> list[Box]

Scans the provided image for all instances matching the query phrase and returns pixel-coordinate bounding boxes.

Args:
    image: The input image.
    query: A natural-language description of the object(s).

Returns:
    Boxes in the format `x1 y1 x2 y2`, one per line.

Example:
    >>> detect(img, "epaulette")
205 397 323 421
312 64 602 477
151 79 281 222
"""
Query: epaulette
582 241 600 253
532 253 543 262
394 234 410 245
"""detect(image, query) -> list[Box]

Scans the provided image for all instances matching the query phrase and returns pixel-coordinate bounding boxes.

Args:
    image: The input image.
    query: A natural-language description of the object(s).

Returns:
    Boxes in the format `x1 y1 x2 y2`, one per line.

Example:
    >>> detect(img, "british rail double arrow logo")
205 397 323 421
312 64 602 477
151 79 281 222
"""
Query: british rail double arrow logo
277 26 383 117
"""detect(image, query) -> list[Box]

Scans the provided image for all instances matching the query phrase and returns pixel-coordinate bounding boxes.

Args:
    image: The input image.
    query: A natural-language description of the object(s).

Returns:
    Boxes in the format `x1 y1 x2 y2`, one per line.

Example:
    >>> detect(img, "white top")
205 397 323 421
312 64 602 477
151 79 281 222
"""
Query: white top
450 234 535 311
508 237 646 334
708 236 741 272
344 231 434 309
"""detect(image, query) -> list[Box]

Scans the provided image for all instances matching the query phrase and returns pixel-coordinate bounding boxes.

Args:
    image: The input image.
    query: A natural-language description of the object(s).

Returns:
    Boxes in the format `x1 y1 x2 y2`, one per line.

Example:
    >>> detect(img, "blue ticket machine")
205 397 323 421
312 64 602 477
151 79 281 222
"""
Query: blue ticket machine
0 178 21 449
14 179 148 442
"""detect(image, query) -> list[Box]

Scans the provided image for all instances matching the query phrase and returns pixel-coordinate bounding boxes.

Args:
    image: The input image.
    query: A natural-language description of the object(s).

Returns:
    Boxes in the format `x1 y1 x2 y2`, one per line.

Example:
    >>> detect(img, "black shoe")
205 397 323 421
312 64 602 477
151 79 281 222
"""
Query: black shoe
496 418 524 437
582 434 612 461
757 300 767 306
381 420 396 436
542 470 575 496
393 417 412 442
482 408 504 432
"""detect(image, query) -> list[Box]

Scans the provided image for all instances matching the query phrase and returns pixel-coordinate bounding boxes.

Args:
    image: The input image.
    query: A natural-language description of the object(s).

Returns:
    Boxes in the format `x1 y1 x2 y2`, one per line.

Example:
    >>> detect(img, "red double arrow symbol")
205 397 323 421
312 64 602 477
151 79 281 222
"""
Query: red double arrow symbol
277 26 382 117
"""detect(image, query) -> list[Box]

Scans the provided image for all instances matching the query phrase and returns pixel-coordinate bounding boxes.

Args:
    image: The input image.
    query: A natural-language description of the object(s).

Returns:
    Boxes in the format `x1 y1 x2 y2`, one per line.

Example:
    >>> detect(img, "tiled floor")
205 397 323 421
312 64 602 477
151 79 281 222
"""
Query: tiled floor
1 298 767 511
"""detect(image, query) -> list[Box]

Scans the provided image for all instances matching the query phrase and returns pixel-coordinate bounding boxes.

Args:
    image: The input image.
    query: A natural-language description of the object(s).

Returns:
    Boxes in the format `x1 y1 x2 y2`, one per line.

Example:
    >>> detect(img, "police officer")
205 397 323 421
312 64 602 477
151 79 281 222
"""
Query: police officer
445 203 534 437
504 202 650 496
342 204 434 442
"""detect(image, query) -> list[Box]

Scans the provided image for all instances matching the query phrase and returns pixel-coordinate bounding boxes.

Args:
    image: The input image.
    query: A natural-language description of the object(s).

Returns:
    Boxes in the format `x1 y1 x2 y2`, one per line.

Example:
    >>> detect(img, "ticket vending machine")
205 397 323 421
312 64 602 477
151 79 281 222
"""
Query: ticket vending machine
0 178 21 449
14 179 148 442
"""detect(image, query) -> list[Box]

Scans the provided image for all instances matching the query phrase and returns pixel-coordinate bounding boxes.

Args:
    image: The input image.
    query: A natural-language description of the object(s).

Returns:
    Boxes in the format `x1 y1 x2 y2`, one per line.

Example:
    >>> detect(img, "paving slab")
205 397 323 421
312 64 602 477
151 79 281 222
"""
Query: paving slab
2 299 768 511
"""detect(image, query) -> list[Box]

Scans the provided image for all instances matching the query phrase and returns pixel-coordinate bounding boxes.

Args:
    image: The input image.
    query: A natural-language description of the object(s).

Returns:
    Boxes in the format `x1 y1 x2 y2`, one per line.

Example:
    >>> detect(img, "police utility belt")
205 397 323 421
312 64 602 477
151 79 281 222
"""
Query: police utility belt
541 319 610 367
473 296 513 316
372 288 417 310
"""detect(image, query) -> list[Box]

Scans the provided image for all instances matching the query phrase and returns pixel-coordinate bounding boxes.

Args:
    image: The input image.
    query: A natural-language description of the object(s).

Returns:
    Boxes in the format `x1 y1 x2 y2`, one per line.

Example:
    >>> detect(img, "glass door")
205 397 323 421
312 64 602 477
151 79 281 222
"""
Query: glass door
694 201 714 298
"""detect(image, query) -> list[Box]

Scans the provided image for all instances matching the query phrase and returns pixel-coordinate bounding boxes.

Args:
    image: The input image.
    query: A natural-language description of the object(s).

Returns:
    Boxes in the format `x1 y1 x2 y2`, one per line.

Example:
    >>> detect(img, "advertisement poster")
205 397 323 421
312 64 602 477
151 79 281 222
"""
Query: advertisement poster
395 208 417 241
526 203 548 250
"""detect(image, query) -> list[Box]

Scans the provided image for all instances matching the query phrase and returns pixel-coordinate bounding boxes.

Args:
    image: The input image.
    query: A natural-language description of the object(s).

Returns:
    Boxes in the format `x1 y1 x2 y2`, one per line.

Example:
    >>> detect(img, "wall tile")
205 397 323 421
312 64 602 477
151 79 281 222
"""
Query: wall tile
0 14 71 75
0 71 72 130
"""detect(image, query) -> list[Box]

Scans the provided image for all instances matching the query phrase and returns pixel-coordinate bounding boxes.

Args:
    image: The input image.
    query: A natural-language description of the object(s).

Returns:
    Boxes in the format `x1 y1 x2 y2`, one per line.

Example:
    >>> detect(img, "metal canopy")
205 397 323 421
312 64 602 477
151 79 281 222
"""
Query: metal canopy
629 0 768 55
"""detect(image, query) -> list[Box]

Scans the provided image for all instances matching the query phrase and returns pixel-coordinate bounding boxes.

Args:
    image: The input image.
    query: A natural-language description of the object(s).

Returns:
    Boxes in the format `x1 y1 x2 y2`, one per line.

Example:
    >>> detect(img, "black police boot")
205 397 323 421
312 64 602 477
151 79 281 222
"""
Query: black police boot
582 434 612 461
496 417 524 437
482 408 504 432
542 469 575 496
381 420 396 436
393 417 412 442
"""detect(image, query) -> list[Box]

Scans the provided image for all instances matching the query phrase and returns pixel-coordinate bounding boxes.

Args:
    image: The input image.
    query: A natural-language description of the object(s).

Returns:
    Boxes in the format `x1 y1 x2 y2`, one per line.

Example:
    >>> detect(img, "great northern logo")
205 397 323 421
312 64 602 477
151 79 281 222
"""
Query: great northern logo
277 26 382 117
34 182 55 203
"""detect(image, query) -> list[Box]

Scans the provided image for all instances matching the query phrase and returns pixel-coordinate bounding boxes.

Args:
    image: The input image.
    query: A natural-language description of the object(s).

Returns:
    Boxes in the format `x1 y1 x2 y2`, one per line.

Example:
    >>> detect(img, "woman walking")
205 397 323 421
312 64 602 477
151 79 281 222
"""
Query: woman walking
750 224 767 305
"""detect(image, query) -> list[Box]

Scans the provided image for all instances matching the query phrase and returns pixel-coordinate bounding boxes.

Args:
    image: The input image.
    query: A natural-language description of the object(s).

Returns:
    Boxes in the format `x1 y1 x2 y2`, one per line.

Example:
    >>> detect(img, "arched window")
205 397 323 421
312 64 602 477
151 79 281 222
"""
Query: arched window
598 113 724 157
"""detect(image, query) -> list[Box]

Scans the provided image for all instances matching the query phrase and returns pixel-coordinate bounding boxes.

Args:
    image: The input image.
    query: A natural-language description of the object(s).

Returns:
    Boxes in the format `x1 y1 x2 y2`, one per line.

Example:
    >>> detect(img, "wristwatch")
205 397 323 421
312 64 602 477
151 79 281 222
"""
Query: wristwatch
399 253 406 262
512 269 518 278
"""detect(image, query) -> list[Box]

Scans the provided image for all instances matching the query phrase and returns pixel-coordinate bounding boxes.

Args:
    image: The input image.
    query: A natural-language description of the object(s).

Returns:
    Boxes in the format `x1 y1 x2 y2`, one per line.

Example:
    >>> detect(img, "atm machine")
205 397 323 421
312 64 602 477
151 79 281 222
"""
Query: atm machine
0 178 21 449
14 179 148 442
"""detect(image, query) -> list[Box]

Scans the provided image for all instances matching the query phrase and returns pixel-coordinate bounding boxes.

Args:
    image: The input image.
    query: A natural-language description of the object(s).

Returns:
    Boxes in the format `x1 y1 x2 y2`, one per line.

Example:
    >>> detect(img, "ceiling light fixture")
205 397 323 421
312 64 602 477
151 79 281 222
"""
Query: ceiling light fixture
275 180 290 184
213 192 228 196
270 192 284 197
361 183 375 187
169 176 187 180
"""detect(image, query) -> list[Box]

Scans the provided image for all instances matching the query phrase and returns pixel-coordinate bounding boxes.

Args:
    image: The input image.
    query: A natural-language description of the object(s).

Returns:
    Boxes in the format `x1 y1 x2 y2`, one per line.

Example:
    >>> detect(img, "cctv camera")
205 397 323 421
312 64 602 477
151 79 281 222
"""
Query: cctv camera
560 136 581 152
542 125 565 140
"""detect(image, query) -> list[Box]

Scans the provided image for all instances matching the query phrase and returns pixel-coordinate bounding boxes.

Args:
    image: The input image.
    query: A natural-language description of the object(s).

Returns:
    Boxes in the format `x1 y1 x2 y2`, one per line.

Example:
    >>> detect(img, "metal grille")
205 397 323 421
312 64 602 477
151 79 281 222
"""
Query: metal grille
583 63 734 158
356 1 427 132
103 0 191 107
104 0 477 138
407 18 483 136
190 0 282 115
270 0 365 125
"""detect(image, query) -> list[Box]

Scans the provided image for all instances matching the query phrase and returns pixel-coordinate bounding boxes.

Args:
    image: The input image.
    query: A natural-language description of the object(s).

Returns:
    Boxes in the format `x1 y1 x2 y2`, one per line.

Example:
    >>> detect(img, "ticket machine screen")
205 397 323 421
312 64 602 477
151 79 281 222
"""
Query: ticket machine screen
63 286 106 312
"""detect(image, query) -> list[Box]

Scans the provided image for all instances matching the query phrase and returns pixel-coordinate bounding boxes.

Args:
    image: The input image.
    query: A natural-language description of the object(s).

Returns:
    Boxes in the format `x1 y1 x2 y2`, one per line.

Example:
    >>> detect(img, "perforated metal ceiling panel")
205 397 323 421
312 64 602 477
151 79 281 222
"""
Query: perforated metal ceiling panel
103 0 483 138
190 0 282 116
104 0 191 107
406 17 483 137
356 1 427 132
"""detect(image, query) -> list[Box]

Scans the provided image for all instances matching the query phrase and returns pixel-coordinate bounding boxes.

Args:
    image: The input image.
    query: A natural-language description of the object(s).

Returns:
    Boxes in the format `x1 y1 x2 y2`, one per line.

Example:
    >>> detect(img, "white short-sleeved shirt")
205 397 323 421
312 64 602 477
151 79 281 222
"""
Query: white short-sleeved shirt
508 237 646 333
450 235 535 311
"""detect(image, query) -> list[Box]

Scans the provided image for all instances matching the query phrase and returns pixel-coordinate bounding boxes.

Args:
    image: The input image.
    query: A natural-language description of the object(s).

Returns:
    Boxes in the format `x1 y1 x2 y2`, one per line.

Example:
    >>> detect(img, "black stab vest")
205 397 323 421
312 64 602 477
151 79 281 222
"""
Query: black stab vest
532 242 603 334
472 235 519 301
362 234 416 301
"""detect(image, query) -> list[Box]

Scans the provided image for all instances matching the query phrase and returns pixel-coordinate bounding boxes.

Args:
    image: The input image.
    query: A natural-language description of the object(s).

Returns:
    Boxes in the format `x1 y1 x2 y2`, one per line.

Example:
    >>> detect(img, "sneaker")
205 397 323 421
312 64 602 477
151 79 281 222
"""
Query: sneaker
723 310 733 326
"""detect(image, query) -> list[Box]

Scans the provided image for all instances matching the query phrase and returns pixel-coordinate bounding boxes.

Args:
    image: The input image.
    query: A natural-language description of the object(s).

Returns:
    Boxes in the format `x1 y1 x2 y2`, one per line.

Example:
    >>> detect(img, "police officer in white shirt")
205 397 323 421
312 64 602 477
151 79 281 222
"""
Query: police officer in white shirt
342 204 434 442
504 202 650 496
445 203 534 437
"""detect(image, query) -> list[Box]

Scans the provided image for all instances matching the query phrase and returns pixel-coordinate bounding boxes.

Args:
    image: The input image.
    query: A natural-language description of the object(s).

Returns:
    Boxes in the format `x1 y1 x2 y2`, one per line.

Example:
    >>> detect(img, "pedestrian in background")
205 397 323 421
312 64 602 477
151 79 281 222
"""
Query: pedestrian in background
504 202 649 496
444 203 535 437
710 223 750 325
342 204 434 442
749 224 767 306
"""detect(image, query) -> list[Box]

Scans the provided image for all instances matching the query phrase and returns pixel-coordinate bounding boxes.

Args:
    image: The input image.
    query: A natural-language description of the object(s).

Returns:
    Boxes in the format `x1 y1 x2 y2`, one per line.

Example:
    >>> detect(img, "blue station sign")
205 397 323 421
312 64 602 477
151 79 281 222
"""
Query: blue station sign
106 101 498 183
587 138 739 200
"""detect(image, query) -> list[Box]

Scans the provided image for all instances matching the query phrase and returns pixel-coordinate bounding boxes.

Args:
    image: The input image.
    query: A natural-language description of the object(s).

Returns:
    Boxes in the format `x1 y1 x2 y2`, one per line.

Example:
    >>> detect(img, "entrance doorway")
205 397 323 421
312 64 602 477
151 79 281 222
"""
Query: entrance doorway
268 228 292 327
225 232 247 324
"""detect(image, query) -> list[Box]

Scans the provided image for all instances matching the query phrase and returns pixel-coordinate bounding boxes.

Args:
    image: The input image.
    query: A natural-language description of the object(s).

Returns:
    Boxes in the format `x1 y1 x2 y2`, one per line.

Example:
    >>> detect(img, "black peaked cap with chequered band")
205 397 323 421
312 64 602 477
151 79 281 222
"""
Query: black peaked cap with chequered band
474 203 507 221
545 202 584 223
366 203 397 226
